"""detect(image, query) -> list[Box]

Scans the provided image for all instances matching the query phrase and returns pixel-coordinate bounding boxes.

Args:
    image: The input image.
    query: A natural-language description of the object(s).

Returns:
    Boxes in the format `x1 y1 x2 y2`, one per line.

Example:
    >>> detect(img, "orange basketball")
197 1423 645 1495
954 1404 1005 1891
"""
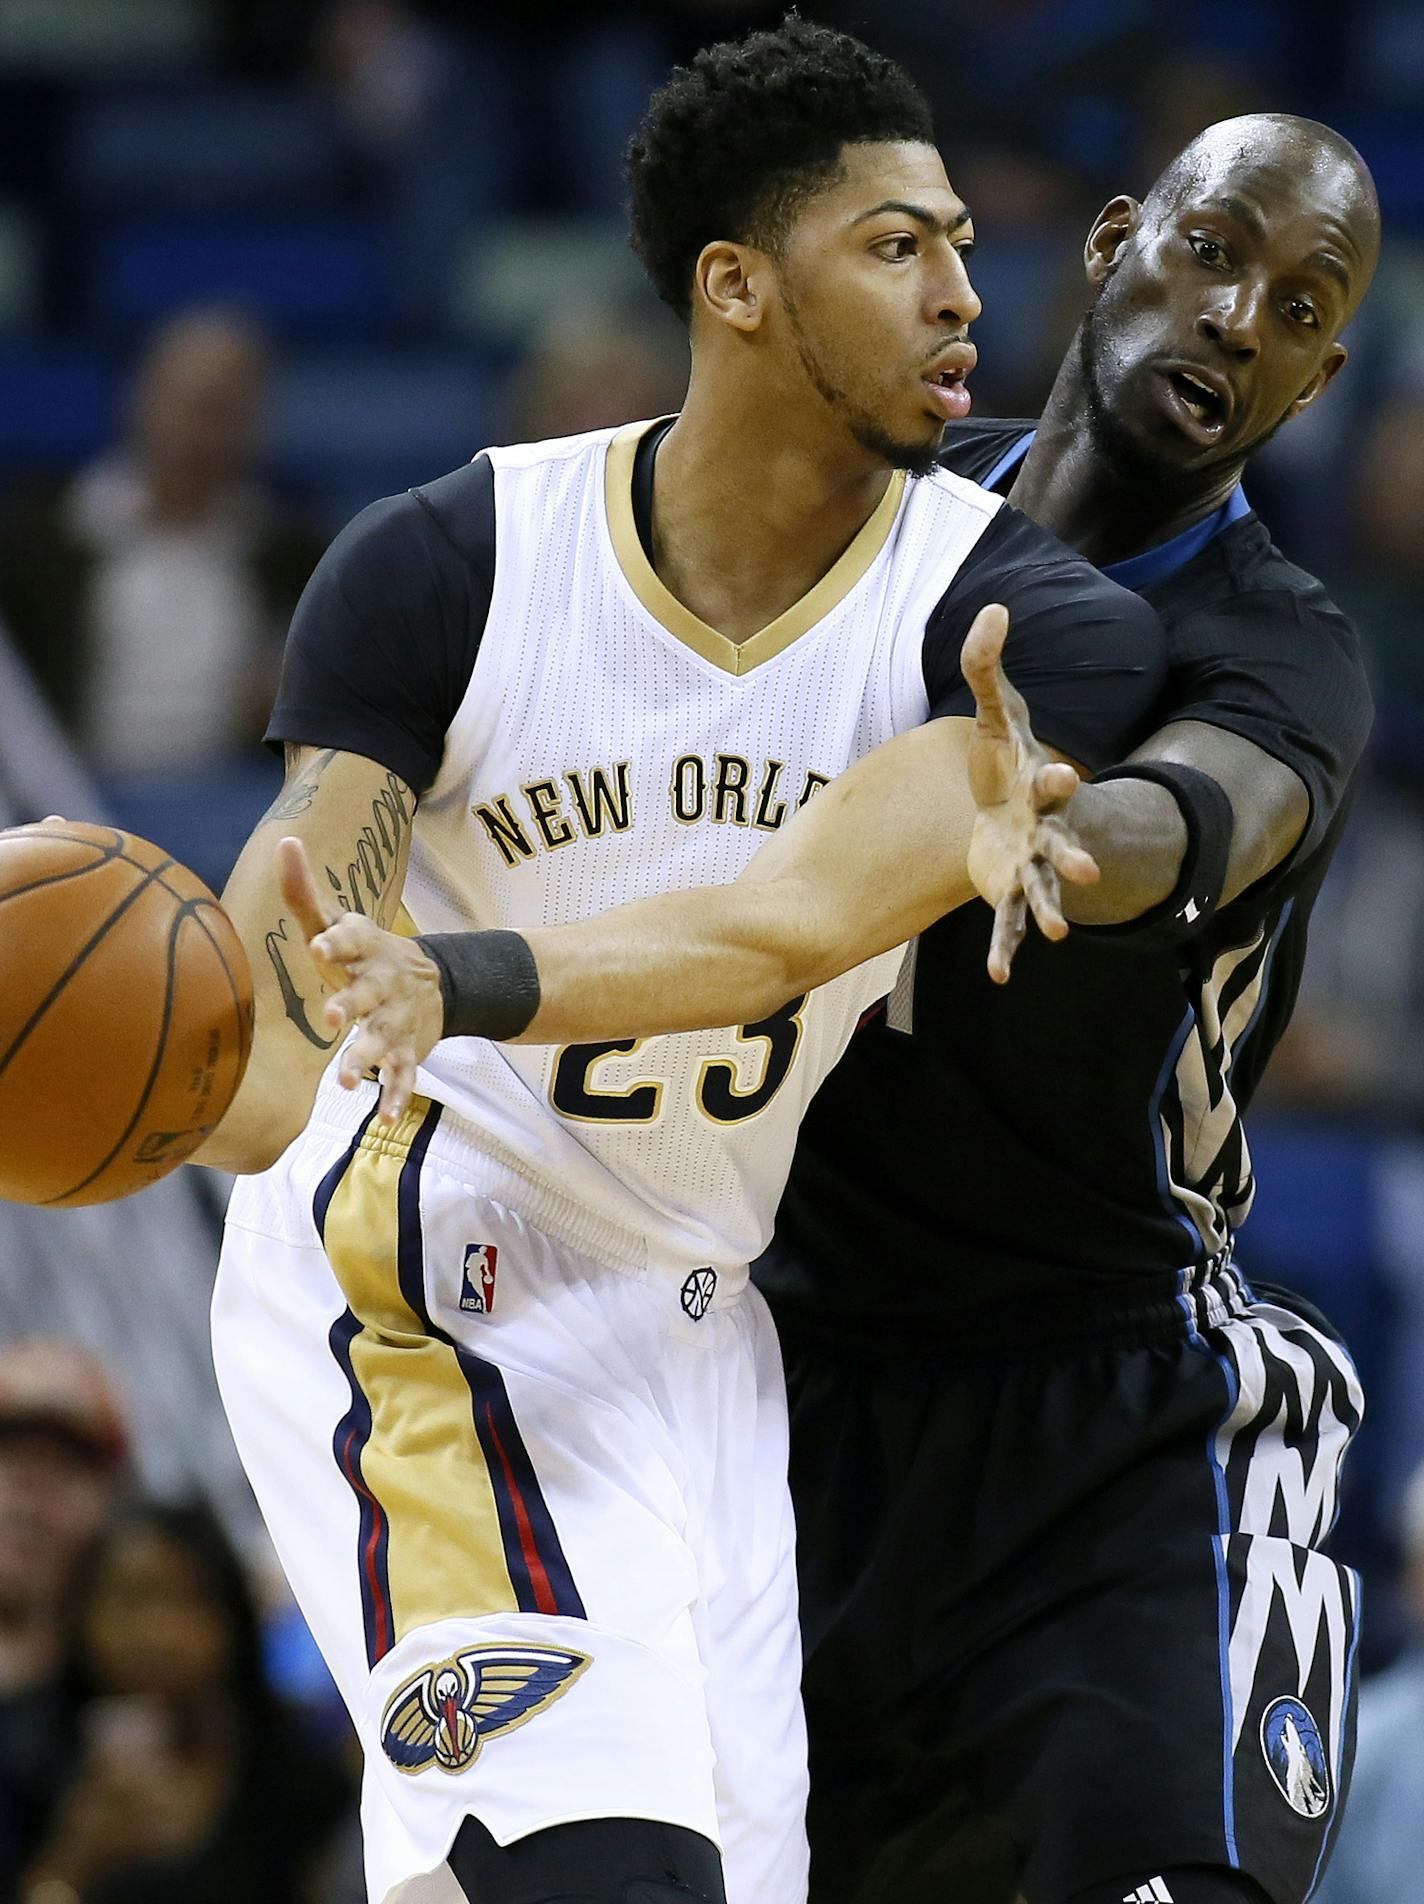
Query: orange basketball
0 822 253 1208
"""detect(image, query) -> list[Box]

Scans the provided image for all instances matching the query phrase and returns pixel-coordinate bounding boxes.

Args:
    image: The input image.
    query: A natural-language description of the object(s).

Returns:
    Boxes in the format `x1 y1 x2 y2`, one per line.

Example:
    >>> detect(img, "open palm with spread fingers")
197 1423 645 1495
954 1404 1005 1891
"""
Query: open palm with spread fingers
962 603 1100 983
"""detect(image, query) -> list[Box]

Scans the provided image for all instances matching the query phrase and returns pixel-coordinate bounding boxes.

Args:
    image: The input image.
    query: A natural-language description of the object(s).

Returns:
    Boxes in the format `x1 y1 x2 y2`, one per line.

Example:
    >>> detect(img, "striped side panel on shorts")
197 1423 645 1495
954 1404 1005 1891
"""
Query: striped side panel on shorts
1206 1296 1363 1867
314 1097 583 1668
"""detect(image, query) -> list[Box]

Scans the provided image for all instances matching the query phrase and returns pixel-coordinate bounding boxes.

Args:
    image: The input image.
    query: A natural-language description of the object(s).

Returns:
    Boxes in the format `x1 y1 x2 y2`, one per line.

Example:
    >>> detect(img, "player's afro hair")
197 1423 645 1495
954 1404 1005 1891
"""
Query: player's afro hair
627 15 935 322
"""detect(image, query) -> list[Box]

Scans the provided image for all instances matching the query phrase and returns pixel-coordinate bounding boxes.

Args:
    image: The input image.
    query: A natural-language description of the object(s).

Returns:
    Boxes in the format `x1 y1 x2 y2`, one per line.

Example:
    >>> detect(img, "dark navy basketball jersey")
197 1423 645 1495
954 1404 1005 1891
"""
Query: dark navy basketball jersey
756 417 1374 1355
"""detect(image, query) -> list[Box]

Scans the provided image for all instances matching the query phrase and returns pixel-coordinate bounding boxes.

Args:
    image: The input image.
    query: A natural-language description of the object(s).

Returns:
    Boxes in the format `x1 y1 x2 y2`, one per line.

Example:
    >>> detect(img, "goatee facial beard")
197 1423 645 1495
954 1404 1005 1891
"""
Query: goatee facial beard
1078 301 1204 507
1079 295 1283 505
784 292 942 478
848 417 943 478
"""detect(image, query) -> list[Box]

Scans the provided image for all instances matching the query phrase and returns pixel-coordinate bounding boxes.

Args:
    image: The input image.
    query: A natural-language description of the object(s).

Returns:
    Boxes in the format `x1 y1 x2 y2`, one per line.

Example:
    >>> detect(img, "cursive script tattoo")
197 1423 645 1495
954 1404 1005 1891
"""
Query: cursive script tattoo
262 752 416 1043
323 774 414 926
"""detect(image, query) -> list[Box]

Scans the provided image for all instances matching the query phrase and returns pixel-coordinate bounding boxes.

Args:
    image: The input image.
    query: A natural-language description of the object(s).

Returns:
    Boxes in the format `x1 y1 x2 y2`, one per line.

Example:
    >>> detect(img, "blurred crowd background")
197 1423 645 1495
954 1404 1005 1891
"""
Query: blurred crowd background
0 1 1420 1898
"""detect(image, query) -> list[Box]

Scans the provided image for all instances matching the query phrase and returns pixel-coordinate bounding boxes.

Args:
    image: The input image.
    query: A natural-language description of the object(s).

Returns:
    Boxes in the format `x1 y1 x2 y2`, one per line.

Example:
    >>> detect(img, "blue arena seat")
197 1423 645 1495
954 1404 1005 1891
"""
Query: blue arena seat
0 344 116 468
266 350 499 523
92 216 390 339
67 87 345 214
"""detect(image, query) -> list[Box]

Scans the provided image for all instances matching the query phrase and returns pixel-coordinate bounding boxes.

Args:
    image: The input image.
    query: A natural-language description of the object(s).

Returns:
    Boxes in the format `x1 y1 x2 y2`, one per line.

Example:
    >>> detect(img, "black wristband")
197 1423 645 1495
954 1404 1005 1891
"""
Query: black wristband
414 931 542 1041
1087 760 1235 946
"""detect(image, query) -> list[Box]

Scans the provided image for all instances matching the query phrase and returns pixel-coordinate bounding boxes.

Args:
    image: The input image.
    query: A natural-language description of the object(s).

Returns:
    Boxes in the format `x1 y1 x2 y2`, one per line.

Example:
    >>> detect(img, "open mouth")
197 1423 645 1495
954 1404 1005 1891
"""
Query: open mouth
1158 367 1230 444
924 364 972 421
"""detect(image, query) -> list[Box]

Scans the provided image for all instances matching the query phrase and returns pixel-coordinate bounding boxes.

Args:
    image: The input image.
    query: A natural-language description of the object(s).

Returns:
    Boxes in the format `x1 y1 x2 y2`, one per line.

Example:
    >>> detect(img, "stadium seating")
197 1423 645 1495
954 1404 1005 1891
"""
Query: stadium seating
0 342 115 470
266 348 500 523
91 214 390 339
66 86 346 214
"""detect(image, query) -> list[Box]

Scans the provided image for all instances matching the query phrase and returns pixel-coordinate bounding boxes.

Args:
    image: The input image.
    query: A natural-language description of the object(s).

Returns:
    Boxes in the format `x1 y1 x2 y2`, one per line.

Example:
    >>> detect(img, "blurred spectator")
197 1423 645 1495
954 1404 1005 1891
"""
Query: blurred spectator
20 1501 354 1904
0 310 324 775
1256 770 1424 1121
503 307 688 443
1315 1459 1424 1901
0 1340 128 1899
1342 396 1424 728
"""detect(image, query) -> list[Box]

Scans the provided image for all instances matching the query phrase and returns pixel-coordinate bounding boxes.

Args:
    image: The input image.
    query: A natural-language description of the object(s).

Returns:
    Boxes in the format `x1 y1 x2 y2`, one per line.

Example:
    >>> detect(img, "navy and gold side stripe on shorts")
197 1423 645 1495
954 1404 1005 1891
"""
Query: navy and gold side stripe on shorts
313 1098 584 1669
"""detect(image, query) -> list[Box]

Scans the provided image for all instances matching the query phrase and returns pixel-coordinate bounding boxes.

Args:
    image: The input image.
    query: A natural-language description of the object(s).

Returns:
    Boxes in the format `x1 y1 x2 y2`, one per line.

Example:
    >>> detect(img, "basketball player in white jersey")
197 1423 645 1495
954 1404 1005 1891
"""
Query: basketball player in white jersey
200 20 1167 1904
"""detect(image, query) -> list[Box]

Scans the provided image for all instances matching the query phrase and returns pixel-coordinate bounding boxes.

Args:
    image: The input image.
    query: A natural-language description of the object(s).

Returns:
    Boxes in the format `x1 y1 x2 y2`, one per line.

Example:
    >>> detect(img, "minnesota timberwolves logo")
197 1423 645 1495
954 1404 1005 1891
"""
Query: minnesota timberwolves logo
680 1268 717 1320
1260 1697 1330 1818
381 1644 588 1775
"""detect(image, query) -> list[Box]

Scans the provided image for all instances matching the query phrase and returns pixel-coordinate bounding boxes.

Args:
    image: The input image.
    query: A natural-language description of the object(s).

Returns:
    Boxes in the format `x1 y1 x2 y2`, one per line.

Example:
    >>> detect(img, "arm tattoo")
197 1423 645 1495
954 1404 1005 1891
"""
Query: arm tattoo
265 919 338 1050
265 768 416 1044
263 747 338 824
323 773 414 927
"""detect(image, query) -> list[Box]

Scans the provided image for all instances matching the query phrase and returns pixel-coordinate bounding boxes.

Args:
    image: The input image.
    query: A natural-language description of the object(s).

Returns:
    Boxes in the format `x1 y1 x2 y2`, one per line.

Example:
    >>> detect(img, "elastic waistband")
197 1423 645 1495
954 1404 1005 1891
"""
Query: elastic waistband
769 1258 1255 1370
309 1070 747 1304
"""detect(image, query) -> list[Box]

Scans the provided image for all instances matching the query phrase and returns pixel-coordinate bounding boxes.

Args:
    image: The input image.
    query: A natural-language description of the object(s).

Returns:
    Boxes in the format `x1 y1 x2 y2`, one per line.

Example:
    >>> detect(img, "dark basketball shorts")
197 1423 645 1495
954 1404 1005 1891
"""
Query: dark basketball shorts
776 1280 1363 1904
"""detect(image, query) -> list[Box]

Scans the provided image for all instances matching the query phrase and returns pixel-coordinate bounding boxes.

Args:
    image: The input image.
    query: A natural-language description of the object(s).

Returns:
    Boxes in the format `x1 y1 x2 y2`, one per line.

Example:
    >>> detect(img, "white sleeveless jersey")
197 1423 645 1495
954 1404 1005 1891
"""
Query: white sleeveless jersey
392 423 1004 1284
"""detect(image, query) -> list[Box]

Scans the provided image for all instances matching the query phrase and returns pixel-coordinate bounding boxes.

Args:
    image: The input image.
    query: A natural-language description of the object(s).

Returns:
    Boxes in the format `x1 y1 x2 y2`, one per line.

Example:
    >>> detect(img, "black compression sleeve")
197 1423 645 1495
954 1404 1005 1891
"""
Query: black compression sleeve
416 931 541 1041
1084 760 1235 947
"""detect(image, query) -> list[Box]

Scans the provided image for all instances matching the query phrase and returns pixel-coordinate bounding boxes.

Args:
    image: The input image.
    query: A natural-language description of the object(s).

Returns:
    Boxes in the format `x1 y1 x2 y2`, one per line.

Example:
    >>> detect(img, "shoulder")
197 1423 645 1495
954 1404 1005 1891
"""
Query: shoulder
1163 517 1362 654
485 421 629 472
936 497 1163 640
936 416 1039 484
1163 519 1371 715
308 459 502 623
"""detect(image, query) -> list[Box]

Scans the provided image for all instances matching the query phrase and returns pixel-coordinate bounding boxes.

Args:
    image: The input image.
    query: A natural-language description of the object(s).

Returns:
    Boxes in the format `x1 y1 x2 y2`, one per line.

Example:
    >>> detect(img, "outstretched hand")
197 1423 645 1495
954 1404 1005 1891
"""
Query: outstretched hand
277 837 444 1123
962 605 1100 983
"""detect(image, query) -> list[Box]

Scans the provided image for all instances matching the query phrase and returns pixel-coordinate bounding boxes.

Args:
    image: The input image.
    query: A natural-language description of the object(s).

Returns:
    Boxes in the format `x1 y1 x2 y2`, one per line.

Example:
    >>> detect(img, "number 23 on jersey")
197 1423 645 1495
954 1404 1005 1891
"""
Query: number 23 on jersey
551 998 807 1126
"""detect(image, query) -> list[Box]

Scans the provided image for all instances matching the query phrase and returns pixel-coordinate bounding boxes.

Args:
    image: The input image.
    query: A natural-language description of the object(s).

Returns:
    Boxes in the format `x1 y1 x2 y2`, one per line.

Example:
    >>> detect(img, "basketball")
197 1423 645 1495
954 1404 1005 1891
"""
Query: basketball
0 822 254 1208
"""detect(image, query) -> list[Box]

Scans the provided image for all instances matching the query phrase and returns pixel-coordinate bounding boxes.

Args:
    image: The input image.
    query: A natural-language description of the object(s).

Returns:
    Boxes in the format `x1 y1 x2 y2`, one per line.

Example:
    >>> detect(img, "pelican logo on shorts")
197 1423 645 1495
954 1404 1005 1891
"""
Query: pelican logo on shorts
1260 1696 1330 1818
459 1243 498 1314
380 1644 589 1776
680 1267 717 1320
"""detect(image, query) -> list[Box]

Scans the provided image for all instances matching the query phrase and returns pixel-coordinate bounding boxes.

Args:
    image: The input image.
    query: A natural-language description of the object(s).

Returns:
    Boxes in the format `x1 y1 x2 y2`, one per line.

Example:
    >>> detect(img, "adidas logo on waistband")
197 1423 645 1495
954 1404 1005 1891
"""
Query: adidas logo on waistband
1122 1881 1175 1904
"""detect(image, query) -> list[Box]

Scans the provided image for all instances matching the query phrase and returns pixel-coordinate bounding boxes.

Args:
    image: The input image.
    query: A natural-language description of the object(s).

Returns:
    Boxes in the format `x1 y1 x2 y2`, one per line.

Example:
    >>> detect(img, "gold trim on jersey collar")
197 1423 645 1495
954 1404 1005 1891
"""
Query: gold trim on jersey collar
603 419 906 677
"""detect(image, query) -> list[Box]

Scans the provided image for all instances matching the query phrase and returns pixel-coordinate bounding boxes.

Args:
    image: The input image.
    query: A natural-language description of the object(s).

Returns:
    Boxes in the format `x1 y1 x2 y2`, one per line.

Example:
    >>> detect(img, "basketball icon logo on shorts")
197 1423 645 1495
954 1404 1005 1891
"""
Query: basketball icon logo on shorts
1260 1696 1330 1818
680 1268 717 1320
460 1243 499 1315
380 1644 589 1775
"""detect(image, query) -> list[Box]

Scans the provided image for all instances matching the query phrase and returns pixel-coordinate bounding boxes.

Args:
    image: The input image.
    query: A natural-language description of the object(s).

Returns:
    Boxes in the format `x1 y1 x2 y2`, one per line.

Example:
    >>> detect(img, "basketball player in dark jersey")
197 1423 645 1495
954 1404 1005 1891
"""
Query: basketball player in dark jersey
279 114 1381 1904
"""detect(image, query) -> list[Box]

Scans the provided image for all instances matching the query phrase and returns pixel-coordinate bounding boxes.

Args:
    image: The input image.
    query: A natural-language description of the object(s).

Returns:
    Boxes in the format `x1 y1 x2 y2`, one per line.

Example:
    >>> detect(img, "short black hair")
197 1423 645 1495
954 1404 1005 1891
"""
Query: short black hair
628 15 935 322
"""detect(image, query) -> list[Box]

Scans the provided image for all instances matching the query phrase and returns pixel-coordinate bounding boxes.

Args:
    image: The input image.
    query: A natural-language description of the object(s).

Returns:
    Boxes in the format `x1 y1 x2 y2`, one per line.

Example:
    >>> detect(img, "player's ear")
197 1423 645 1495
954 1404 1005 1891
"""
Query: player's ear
1288 340 1348 419
1085 196 1140 285
694 241 768 333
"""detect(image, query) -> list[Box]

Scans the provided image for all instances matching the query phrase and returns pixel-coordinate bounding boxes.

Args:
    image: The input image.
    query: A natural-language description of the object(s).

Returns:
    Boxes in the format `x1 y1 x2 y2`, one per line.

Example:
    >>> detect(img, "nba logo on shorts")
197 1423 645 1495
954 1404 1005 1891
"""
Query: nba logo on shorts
460 1243 498 1315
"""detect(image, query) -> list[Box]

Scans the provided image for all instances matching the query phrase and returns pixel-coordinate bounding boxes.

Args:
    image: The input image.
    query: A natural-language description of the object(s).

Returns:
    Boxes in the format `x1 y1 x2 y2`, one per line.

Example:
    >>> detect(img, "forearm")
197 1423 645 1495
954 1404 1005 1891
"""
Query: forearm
196 748 415 1173
515 877 862 1045
1058 777 1188 925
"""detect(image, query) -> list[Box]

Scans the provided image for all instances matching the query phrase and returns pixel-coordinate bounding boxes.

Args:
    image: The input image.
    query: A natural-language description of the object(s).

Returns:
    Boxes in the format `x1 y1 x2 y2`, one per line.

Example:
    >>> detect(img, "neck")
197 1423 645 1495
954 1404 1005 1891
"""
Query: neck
650 355 894 642
166 1687 241 1753
0 1601 61 1695
142 461 230 527
1009 337 1243 565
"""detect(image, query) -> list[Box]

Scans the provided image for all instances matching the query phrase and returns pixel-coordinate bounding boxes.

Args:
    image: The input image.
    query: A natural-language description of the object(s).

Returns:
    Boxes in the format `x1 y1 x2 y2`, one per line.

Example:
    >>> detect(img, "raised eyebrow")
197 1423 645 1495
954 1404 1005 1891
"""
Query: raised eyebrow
851 200 974 238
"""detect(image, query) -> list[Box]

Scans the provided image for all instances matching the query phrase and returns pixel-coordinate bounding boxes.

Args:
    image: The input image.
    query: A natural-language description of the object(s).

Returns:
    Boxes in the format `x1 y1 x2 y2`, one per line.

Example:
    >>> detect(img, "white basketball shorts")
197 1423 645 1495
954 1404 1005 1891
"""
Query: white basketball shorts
213 1085 808 1904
